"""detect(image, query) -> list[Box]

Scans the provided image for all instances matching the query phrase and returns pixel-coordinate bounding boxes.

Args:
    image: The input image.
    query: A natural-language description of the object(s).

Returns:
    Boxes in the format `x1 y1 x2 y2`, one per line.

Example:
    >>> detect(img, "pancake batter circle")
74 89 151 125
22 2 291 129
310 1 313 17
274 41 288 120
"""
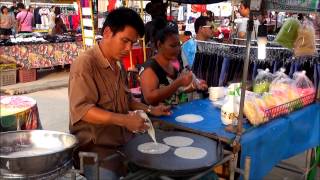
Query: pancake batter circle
137 142 170 154
163 136 194 147
175 114 204 123
174 147 207 160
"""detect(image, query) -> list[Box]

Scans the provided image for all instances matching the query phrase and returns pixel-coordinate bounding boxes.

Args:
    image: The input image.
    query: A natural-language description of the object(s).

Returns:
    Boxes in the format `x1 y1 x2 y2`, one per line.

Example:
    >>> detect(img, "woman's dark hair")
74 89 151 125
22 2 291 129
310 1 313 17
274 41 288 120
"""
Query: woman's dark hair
17 2 25 9
101 7 144 37
1 6 8 14
155 25 179 48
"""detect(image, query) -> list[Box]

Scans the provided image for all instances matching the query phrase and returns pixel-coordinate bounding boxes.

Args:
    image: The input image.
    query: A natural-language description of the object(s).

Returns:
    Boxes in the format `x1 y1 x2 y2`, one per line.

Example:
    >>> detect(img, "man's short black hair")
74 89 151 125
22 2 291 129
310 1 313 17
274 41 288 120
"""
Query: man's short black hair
17 2 25 9
101 8 145 37
194 16 210 34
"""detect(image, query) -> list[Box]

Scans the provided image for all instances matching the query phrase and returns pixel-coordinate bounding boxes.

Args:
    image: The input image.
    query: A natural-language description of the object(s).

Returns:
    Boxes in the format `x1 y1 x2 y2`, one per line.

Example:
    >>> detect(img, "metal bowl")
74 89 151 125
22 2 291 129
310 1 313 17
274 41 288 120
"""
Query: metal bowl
0 130 78 175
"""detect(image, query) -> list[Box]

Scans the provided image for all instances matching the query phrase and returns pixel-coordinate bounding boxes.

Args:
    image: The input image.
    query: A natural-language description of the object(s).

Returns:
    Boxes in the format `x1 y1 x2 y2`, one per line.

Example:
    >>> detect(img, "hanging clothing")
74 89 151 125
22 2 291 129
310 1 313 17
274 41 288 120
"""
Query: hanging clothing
181 38 197 68
108 0 117 12
48 11 56 29
98 0 109 13
34 7 41 25
71 14 80 30
177 6 185 21
39 8 50 28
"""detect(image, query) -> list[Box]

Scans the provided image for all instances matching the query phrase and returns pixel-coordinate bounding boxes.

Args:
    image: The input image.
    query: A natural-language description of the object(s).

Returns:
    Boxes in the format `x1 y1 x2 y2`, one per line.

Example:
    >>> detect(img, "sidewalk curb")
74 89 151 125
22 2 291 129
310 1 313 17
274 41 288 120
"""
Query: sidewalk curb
1 80 68 95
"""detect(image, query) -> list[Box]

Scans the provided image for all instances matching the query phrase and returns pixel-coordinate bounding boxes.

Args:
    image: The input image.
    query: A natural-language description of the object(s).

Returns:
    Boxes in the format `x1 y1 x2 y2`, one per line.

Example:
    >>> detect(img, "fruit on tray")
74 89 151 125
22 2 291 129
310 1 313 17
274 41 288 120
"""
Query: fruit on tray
296 87 315 97
244 101 265 125
263 94 278 108
287 88 300 101
255 98 267 110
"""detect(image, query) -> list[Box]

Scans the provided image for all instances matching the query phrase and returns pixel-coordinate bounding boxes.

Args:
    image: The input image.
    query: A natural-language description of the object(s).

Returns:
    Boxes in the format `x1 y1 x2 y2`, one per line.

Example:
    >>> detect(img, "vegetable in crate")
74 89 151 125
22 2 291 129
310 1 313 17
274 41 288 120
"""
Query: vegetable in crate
253 68 273 94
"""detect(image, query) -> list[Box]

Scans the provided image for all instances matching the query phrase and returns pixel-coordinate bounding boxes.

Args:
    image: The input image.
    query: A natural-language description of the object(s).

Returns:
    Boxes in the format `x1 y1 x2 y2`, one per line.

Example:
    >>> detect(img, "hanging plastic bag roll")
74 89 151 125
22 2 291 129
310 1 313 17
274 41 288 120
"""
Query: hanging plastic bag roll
293 20 317 57
275 18 301 49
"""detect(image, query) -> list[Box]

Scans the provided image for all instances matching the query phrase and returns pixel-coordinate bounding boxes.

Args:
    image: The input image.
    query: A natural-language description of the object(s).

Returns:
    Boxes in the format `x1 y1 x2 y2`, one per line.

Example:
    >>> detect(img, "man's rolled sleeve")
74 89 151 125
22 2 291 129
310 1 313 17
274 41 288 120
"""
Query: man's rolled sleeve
69 68 98 125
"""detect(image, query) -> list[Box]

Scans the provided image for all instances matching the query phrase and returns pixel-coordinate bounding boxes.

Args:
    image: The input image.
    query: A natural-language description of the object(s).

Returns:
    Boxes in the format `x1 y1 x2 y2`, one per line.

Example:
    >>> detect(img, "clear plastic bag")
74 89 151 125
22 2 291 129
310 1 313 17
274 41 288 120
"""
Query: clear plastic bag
269 68 300 101
275 18 301 49
293 20 317 57
292 70 315 97
253 68 273 94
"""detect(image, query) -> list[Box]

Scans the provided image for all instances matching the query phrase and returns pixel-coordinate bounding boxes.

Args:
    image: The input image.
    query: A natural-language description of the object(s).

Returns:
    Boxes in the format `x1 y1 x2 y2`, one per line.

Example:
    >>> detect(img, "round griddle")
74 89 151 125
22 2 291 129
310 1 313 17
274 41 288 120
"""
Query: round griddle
124 130 222 176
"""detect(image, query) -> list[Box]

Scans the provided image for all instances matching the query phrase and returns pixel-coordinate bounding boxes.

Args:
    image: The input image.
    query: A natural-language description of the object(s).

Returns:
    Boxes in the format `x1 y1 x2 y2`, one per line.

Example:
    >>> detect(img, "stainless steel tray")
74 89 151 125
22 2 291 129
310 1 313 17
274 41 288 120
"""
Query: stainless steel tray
0 130 78 174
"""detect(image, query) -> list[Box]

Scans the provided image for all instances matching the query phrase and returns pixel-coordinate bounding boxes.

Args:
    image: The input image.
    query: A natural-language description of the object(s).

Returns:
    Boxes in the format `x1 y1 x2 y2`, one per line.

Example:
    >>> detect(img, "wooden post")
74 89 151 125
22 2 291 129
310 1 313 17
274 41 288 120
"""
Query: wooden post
139 0 147 62
244 156 251 180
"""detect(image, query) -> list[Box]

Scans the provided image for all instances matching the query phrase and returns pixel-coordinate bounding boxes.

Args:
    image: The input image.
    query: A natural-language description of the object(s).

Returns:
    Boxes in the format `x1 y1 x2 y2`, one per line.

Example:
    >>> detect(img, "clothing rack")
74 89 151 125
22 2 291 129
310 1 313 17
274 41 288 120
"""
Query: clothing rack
196 40 320 64
30 3 75 8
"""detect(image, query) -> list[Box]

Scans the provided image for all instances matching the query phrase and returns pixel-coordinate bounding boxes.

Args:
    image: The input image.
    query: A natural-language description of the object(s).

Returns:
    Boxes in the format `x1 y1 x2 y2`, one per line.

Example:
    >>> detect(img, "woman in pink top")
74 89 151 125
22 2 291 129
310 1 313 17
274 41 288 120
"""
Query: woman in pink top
16 3 33 33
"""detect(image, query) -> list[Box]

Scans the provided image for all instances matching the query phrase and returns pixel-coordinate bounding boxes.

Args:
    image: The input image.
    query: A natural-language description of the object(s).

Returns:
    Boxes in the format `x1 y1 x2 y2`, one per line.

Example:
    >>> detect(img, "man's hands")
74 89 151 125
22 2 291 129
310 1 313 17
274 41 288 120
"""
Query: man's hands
125 112 149 133
124 104 171 133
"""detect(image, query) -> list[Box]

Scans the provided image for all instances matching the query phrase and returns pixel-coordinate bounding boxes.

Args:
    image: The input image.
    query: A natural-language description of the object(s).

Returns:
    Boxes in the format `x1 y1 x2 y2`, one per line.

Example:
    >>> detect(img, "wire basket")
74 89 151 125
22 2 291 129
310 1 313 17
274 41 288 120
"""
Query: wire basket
263 93 316 122
0 69 17 86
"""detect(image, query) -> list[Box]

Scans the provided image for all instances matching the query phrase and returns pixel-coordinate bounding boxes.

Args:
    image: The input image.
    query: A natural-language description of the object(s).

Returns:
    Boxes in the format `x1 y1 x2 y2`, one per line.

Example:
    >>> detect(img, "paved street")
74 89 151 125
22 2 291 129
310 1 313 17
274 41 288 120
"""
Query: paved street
28 87 69 133
23 86 319 180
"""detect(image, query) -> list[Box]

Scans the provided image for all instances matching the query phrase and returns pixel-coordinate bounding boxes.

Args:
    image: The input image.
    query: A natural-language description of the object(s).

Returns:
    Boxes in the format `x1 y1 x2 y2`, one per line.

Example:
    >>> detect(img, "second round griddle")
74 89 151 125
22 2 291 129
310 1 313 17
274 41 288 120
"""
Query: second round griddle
124 130 222 176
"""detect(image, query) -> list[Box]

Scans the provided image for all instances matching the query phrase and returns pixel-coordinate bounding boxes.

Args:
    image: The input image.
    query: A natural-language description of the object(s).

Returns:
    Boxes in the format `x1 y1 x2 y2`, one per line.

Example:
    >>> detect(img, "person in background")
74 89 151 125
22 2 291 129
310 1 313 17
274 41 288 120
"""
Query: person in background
28 5 35 28
235 1 260 41
54 6 61 17
16 2 33 33
206 10 215 22
181 16 214 69
298 13 304 22
51 17 67 35
69 8 170 180
140 26 207 106
0 6 15 39
9 1 18 17
145 0 169 56
182 30 192 43
28 5 34 13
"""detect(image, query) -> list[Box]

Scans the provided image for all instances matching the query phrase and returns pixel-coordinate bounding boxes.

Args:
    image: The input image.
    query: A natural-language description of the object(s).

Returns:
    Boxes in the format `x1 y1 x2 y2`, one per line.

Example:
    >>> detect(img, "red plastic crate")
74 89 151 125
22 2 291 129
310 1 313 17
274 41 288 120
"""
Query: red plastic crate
19 69 36 83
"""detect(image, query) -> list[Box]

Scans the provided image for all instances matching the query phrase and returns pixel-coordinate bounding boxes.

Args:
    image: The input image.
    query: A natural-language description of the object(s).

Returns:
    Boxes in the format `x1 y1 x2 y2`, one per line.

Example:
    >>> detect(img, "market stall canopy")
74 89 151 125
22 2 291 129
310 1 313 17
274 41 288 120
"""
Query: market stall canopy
168 0 228 4
265 0 320 13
